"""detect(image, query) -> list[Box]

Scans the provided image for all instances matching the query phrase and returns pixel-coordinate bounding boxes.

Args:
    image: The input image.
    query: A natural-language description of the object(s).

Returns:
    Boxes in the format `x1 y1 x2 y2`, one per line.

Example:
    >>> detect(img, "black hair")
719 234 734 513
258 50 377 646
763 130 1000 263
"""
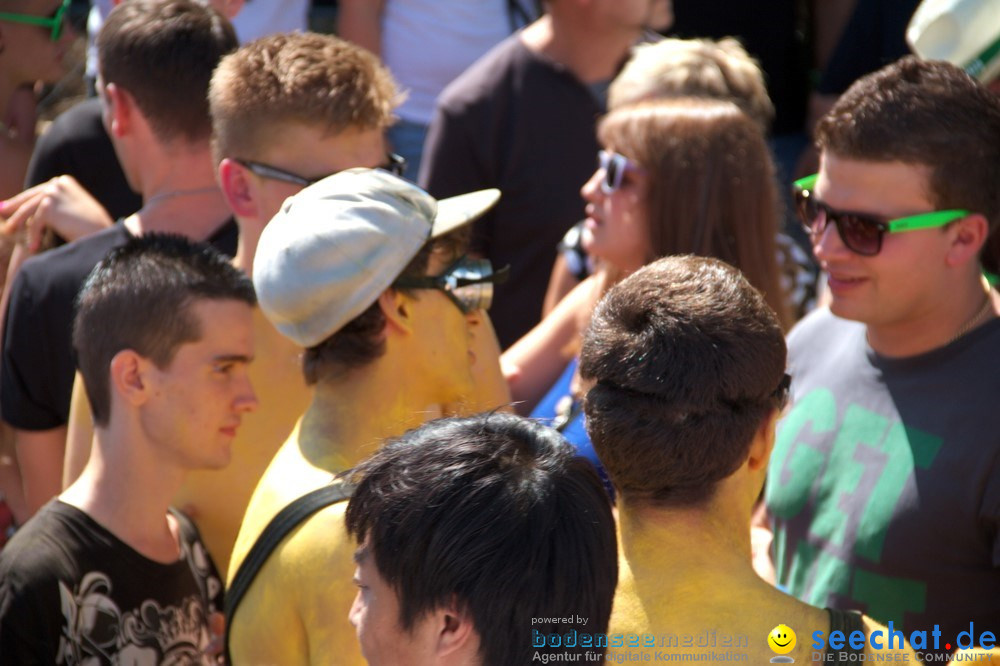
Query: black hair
346 412 618 665
73 232 256 425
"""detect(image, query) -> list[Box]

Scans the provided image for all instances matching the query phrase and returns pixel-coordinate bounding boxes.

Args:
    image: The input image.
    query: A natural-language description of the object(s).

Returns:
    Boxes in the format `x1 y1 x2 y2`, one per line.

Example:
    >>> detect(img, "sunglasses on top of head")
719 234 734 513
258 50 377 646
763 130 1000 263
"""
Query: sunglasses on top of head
792 173 970 257
0 0 70 42
598 150 644 194
235 152 407 188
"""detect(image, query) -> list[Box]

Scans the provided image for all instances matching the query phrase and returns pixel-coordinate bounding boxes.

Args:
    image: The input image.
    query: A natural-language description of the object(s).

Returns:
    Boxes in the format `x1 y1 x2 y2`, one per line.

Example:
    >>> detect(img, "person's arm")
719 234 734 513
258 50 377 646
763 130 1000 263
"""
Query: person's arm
502 274 601 415
62 371 93 489
14 427 65 517
337 0 386 56
0 264 73 518
543 256 583 317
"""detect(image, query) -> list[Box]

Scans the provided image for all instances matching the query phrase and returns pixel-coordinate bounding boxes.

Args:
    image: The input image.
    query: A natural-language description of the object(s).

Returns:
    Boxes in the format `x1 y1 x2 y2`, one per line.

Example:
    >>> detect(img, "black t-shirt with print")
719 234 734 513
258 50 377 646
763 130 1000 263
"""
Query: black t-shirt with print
0 500 224 663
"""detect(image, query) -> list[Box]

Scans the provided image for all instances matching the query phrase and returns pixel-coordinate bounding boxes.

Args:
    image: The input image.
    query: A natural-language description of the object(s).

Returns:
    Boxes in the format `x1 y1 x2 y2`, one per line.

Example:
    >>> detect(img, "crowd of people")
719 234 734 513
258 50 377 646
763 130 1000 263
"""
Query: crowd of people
0 0 997 664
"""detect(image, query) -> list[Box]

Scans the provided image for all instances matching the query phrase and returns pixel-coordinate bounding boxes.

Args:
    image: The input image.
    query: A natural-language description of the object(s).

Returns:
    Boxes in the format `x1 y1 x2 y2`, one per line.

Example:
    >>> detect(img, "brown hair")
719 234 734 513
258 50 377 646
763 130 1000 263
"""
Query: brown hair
97 0 237 144
580 255 787 507
209 32 398 163
816 56 1000 273
598 98 792 329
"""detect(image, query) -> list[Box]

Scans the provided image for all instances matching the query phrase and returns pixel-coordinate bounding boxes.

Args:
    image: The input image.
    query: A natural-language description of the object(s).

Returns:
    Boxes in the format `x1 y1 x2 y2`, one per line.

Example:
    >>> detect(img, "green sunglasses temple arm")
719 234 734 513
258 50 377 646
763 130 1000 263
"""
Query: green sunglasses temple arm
793 174 818 191
886 210 970 232
795 173 970 233
0 12 57 27
0 0 68 41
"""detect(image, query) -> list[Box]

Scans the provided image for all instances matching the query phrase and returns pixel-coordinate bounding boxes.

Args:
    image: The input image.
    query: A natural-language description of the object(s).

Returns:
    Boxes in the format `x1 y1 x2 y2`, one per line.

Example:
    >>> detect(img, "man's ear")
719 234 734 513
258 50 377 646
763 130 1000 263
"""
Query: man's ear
746 408 779 472
945 213 989 268
218 158 259 220
108 349 154 409
104 82 133 138
432 601 477 658
378 288 414 336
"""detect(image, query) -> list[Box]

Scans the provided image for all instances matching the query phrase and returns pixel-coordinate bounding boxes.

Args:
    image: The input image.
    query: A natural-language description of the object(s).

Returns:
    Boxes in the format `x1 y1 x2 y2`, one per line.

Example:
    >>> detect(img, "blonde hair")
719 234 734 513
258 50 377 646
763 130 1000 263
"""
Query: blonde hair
209 32 399 162
608 38 774 131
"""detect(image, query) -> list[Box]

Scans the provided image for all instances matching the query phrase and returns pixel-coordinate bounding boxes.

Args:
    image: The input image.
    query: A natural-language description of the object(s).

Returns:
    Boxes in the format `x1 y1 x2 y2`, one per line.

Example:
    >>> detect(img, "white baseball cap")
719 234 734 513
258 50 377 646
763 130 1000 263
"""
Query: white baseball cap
253 168 500 347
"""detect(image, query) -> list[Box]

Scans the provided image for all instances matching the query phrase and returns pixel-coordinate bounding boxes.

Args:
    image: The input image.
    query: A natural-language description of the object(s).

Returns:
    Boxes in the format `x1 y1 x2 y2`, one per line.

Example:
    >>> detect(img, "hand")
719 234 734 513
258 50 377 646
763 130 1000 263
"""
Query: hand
0 176 113 252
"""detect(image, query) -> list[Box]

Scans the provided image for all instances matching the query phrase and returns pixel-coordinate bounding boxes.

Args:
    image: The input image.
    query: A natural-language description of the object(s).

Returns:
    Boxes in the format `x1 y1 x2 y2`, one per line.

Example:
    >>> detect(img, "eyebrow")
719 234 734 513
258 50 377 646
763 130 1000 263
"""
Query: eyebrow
353 544 370 564
212 354 254 365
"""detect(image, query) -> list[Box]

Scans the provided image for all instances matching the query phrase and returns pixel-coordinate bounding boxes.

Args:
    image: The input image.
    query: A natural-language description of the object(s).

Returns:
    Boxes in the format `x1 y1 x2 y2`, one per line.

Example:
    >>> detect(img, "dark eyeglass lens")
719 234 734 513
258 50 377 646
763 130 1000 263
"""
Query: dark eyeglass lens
604 157 621 191
796 191 884 256
838 214 881 255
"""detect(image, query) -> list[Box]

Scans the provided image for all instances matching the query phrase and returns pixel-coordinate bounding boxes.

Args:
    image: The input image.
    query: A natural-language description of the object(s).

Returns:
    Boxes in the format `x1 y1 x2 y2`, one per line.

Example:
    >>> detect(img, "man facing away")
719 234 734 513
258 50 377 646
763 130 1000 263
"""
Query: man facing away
420 0 668 347
345 412 618 665
0 234 257 663
227 168 503 665
63 30 404 576
580 255 915 662
765 57 1000 656
0 0 239 523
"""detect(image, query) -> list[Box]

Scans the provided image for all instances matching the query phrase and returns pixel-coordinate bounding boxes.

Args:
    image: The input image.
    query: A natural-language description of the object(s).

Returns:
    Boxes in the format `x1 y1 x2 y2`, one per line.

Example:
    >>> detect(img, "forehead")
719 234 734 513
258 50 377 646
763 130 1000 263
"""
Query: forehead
252 123 386 172
175 298 254 356
816 151 935 216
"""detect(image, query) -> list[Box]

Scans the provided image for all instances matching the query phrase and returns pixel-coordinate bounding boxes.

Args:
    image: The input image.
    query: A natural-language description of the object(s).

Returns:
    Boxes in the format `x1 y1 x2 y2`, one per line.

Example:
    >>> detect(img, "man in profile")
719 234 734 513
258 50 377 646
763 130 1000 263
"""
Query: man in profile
346 412 618 665
0 234 257 662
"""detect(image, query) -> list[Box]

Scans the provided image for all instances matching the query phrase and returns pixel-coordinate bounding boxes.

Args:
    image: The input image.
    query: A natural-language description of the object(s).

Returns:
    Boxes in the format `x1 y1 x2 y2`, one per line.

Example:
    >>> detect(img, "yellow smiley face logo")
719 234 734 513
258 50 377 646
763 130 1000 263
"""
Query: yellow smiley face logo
768 624 796 655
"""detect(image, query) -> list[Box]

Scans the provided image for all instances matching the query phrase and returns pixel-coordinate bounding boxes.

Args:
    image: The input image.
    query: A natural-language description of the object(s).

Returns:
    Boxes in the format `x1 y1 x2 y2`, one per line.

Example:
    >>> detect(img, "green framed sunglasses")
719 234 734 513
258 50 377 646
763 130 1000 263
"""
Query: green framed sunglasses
792 173 970 256
0 0 70 42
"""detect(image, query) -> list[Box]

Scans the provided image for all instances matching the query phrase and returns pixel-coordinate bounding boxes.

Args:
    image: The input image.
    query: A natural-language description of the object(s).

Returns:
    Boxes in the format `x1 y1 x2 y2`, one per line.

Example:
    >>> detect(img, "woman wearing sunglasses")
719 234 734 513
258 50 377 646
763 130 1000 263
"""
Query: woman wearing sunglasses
503 97 792 484
0 0 71 199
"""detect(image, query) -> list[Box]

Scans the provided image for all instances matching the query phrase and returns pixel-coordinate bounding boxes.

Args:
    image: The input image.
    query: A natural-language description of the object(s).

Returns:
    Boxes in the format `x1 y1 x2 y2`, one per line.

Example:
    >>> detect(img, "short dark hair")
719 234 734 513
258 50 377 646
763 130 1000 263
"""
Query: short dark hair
302 230 468 384
345 413 618 666
816 56 1000 273
580 255 786 507
98 0 238 143
73 233 256 426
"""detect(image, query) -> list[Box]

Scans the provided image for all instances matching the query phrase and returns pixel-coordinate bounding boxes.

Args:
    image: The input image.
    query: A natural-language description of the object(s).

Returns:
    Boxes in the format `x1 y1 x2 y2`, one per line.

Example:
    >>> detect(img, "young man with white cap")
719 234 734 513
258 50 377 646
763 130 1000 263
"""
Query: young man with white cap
226 168 502 665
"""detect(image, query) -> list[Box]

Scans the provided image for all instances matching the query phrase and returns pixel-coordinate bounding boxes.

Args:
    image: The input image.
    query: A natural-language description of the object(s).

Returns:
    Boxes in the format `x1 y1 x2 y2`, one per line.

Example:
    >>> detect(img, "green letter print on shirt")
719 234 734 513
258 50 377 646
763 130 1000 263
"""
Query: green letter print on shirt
766 388 943 624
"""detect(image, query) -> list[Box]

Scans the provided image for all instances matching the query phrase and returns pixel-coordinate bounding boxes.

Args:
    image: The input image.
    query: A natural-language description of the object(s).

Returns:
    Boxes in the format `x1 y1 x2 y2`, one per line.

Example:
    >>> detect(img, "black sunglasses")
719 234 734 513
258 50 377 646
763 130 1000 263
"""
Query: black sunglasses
792 174 969 256
235 153 407 187
393 256 509 314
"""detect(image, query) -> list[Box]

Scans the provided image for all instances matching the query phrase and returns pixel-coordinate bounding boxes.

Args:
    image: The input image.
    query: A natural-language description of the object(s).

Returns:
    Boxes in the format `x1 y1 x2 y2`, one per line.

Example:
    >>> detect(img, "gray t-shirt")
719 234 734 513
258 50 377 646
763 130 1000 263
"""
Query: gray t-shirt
766 308 1000 654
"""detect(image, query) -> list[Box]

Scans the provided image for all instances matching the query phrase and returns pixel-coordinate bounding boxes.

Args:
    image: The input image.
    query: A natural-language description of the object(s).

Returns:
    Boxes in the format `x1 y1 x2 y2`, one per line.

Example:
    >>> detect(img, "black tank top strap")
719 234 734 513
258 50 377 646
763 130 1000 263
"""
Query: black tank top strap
826 608 866 659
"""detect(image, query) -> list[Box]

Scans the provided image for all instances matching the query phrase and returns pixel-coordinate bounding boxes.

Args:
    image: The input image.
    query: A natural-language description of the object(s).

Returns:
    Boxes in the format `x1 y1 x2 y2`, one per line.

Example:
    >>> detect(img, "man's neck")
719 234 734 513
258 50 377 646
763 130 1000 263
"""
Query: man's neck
618 500 755 585
232 216 266 276
124 142 231 241
297 351 449 472
520 14 638 85
865 276 996 357
60 430 187 564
